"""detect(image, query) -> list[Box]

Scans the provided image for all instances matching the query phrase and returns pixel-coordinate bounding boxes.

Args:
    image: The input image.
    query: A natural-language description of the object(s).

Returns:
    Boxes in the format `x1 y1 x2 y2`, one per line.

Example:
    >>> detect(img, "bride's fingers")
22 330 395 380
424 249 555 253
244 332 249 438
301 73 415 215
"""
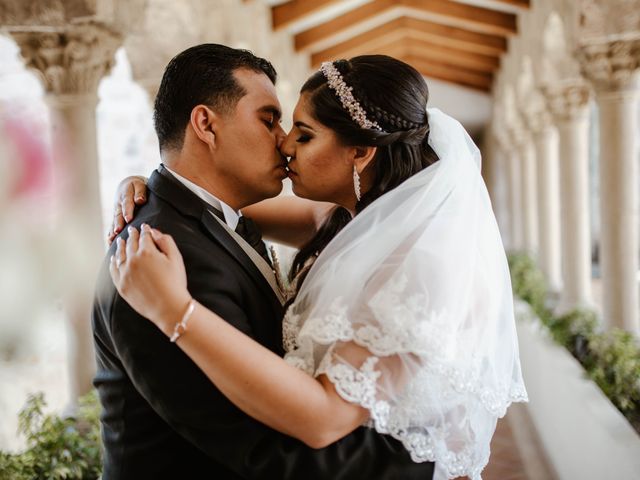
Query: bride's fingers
120 185 136 223
150 228 181 261
109 254 120 284
115 237 126 268
113 208 125 235
126 227 140 258
133 180 147 205
139 224 159 254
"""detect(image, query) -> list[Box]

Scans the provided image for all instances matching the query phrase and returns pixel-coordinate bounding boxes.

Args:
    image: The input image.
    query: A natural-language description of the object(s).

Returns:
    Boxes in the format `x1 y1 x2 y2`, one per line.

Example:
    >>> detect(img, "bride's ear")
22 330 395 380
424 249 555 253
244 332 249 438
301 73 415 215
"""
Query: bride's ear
353 145 377 174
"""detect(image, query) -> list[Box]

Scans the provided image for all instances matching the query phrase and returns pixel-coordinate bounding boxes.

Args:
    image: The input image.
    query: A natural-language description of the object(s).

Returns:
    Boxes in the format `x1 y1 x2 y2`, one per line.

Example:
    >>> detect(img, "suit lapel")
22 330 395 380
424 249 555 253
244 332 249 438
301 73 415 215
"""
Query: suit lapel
148 166 283 310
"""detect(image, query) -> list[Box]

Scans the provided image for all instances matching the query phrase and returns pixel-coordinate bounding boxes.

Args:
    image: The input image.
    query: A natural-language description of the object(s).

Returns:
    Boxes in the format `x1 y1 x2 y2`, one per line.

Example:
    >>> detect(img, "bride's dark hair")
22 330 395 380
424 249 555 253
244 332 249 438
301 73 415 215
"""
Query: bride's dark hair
289 55 439 286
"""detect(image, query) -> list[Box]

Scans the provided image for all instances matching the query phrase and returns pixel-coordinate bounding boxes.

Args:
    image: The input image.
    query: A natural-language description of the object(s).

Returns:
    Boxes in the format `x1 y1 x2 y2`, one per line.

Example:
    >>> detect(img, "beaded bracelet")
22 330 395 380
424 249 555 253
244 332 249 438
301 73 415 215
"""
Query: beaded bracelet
169 299 196 343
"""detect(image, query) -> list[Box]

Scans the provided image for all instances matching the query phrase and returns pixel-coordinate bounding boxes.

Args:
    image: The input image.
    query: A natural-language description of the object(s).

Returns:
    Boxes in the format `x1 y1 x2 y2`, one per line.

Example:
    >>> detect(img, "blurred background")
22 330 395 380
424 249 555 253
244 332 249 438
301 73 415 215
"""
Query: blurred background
0 1 639 479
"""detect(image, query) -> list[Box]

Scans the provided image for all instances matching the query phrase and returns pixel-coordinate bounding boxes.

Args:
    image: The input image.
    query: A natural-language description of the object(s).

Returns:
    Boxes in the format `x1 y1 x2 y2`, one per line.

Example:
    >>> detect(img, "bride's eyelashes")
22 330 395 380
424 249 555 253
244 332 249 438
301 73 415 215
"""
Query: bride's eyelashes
296 134 311 143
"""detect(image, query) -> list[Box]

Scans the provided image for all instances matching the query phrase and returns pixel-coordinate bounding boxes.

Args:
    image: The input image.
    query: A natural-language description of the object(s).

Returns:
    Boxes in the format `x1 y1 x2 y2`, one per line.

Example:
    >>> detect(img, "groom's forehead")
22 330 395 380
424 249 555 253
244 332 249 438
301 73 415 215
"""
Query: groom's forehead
233 70 279 105
234 68 278 95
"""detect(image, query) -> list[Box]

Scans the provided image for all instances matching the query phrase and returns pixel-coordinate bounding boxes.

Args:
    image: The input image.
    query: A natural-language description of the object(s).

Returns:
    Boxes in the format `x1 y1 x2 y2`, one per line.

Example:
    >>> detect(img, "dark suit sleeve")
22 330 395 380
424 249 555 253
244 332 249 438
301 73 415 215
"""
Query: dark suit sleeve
110 241 431 480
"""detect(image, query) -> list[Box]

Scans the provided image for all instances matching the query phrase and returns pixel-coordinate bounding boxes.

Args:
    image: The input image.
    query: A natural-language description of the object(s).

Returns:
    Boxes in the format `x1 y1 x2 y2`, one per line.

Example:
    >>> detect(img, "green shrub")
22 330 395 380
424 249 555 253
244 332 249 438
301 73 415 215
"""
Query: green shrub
547 309 598 362
0 391 102 480
507 252 640 436
585 329 640 431
507 252 550 322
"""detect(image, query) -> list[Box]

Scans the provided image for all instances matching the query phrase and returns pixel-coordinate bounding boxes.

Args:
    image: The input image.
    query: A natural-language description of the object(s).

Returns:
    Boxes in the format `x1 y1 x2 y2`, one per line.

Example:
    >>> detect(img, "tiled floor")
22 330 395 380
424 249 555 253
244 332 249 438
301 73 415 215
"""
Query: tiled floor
482 416 529 480
474 403 557 480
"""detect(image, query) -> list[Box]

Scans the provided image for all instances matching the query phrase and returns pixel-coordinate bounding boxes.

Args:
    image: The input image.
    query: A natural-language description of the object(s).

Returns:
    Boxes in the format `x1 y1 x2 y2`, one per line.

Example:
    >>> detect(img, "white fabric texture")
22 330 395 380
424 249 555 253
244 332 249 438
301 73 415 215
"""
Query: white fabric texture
283 108 528 480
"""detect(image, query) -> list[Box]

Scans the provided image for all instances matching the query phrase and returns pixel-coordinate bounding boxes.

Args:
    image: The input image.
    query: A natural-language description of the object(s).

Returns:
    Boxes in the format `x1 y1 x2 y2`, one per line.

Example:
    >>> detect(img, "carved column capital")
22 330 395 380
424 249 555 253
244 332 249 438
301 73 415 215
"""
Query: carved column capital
519 88 553 135
578 39 640 95
11 23 121 96
542 82 592 123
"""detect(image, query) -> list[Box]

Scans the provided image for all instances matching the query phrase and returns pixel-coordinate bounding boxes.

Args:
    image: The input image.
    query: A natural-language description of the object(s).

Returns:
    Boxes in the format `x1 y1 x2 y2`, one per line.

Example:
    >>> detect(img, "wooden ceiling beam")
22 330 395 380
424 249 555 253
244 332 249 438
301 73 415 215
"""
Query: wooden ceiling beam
294 1 513 51
402 54 493 91
310 17 504 65
491 0 530 8
402 0 517 36
406 37 500 72
312 33 499 74
272 0 345 30
294 0 395 50
403 17 506 56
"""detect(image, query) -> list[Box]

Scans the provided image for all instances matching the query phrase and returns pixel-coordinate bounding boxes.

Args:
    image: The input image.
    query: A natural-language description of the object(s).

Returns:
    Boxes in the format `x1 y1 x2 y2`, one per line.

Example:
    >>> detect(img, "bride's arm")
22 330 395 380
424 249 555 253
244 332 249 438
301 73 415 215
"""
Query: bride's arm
109 176 332 248
111 225 368 449
159 300 368 448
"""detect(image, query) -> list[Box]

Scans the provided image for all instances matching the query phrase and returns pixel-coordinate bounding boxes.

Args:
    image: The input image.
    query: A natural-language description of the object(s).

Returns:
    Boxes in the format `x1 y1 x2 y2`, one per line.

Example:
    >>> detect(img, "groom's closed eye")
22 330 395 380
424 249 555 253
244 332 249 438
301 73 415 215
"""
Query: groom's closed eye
258 106 282 130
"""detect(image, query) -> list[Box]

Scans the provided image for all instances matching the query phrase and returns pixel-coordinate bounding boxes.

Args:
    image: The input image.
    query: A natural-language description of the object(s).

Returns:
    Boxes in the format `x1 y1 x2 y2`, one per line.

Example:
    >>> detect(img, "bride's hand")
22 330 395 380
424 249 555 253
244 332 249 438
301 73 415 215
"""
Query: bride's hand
107 176 149 245
110 224 192 336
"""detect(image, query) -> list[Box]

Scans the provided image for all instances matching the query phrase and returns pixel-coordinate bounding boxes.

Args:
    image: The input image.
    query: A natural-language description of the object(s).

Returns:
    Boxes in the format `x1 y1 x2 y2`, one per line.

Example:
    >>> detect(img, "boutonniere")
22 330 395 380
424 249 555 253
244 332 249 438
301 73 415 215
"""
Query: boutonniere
270 245 296 302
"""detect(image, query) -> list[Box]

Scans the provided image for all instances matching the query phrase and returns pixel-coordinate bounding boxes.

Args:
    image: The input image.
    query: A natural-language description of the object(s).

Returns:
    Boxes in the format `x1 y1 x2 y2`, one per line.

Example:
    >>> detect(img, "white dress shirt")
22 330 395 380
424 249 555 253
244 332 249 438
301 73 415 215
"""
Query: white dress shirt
164 165 241 230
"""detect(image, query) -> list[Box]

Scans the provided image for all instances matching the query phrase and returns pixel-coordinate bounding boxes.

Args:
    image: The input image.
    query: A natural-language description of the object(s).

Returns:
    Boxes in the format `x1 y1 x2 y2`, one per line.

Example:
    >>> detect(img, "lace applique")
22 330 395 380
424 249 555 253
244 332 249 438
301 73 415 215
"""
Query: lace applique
317 353 381 406
283 354 314 375
281 273 527 479
300 297 353 345
282 309 301 353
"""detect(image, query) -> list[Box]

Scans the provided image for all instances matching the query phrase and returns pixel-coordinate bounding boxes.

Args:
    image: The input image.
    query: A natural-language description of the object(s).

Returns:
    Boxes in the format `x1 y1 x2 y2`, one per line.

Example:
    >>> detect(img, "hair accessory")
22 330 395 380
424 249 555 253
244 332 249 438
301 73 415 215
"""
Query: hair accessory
353 165 361 201
320 61 383 131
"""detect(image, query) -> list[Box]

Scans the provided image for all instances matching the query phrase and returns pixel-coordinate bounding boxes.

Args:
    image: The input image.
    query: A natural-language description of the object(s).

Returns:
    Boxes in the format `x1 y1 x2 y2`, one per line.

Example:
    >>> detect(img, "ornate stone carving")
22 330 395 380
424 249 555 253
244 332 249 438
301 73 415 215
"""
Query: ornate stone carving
11 23 121 95
0 0 89 27
543 83 592 122
579 0 640 43
578 39 640 93
0 0 145 34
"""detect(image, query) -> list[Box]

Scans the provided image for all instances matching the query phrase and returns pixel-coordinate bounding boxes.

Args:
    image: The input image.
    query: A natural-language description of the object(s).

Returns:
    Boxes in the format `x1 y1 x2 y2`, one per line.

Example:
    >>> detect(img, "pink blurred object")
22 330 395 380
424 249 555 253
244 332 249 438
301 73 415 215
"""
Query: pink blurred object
3 114 53 200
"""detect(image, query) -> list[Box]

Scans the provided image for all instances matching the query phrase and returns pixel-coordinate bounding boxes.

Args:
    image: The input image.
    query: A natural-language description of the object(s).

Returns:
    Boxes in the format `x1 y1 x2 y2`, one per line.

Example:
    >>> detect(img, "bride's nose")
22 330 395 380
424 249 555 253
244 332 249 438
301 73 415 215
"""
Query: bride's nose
279 130 296 157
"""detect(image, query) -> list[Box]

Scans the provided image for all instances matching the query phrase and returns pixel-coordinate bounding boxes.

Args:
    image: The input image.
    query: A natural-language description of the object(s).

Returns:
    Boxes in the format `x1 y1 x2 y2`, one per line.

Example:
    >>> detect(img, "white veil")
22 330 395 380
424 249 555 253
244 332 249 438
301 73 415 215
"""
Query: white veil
283 108 528 479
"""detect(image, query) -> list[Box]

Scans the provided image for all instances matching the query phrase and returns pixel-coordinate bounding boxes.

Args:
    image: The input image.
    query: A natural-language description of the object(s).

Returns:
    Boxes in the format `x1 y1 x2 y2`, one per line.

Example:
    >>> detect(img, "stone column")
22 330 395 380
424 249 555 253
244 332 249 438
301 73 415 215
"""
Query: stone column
12 24 121 406
504 142 524 251
545 83 593 309
580 40 640 333
529 111 563 292
517 131 539 255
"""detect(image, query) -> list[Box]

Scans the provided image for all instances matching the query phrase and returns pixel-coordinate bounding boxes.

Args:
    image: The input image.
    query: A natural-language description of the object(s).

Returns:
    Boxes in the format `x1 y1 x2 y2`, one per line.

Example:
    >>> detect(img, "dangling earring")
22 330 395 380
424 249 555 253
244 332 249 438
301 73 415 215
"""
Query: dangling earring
353 165 361 202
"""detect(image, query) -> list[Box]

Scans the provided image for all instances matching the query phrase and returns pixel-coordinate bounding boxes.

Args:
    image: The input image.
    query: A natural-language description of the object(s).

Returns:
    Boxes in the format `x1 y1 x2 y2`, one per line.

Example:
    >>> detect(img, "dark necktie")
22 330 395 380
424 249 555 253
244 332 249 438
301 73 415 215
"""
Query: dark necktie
235 216 272 266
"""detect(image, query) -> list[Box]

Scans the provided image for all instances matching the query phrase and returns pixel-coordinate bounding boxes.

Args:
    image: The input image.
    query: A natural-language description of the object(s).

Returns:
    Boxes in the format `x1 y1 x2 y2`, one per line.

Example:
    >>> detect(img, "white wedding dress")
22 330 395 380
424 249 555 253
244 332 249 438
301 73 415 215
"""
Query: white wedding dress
281 108 528 480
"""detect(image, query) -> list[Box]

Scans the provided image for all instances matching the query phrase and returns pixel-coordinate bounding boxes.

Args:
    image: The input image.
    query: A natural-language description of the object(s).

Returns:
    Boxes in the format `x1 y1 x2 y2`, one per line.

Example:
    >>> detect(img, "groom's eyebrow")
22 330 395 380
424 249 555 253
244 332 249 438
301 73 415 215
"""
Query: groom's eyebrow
258 105 282 120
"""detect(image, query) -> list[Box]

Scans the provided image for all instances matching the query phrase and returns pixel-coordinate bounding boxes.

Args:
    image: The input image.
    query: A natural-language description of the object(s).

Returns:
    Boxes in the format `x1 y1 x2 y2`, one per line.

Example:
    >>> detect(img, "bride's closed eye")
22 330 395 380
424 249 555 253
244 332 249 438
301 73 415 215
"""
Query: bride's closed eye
296 134 311 143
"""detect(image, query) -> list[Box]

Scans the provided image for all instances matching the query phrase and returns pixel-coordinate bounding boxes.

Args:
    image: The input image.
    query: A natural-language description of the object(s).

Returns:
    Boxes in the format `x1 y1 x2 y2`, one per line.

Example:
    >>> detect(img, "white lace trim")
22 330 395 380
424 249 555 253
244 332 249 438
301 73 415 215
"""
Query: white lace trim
313 350 524 479
282 292 528 479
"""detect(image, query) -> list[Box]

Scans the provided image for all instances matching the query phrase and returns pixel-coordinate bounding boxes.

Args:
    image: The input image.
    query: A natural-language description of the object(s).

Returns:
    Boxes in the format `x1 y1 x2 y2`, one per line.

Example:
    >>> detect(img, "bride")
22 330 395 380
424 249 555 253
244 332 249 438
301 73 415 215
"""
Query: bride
109 55 527 479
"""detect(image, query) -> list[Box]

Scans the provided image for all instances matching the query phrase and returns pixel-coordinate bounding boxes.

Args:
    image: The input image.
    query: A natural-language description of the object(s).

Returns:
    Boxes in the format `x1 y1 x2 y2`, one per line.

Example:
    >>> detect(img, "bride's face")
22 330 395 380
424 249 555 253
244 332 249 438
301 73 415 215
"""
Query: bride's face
280 93 358 208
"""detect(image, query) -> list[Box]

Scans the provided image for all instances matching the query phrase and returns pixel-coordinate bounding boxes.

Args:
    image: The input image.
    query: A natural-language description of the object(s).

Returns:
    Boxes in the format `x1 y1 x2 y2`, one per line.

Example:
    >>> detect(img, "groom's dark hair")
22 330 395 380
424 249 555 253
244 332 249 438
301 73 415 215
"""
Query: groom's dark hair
153 43 277 152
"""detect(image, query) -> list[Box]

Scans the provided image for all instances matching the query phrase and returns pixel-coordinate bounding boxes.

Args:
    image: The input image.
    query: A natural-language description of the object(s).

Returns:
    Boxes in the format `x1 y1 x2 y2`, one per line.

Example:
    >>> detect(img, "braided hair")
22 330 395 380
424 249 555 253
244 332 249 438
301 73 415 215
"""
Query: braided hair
289 55 439 287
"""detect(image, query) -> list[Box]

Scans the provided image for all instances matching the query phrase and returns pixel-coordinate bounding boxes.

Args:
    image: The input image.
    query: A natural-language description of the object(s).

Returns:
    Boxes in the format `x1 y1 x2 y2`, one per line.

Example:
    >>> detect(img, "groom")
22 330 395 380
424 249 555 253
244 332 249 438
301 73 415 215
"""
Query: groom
92 44 434 479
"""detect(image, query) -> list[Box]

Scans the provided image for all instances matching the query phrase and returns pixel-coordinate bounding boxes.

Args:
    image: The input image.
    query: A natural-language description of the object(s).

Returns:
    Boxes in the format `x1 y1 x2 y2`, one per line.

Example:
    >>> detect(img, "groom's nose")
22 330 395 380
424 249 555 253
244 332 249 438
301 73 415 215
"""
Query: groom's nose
279 131 295 157
275 124 287 149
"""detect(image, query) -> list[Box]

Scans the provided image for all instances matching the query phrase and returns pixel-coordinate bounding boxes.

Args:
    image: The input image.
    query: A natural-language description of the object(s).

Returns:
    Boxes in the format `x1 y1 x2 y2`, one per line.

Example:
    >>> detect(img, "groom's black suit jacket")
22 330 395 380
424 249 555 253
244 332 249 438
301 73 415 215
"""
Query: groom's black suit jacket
92 165 435 479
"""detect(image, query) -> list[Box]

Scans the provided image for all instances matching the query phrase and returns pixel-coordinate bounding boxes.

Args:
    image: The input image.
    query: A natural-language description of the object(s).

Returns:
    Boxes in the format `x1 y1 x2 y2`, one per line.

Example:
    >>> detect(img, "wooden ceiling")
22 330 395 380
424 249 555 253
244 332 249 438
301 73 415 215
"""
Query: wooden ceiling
268 0 529 92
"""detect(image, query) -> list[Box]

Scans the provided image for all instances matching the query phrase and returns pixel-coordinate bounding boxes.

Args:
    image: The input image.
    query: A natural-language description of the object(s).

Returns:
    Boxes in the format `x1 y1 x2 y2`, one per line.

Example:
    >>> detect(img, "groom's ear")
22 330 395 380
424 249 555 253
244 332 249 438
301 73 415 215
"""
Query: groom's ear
353 145 377 174
190 105 219 148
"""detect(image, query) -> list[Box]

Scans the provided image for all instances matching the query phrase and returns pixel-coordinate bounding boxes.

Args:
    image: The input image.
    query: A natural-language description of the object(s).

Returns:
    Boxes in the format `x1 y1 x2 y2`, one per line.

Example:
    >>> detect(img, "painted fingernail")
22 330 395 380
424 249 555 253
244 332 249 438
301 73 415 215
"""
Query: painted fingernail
127 226 134 233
